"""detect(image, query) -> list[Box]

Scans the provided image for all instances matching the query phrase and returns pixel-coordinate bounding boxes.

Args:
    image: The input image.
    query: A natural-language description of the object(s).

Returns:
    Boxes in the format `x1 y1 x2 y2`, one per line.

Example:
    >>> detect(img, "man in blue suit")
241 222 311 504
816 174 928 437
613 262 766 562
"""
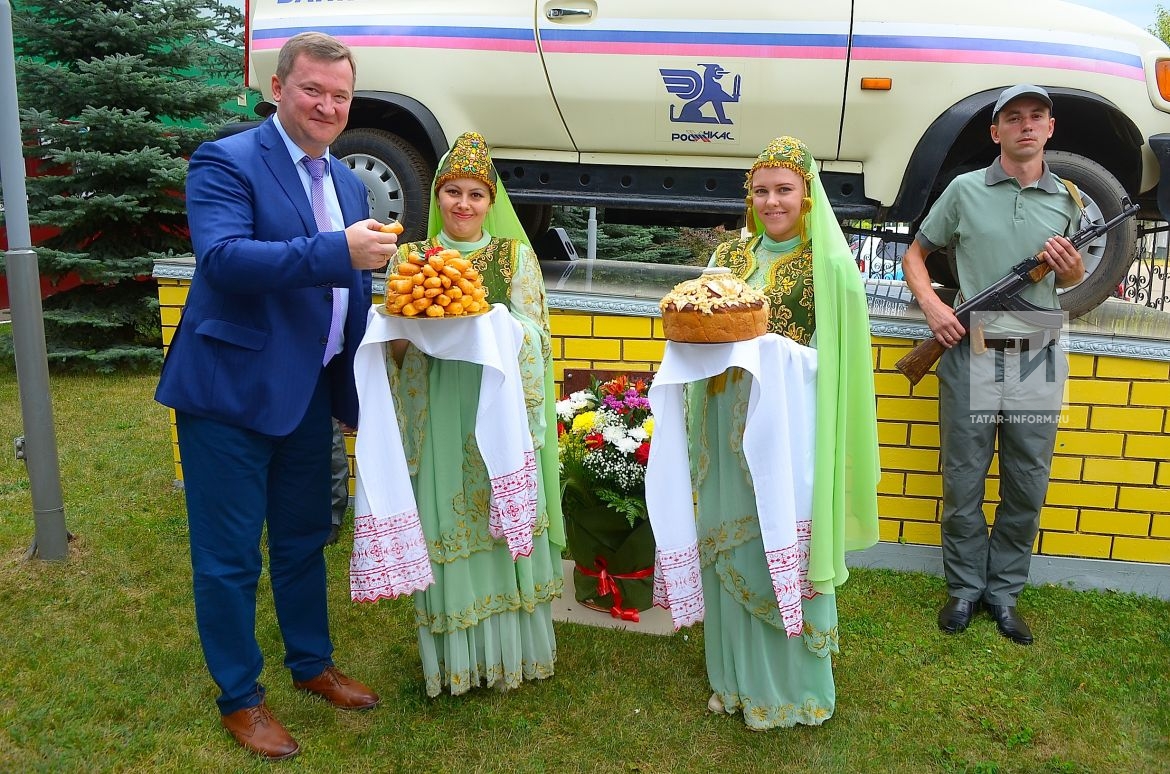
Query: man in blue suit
156 32 397 760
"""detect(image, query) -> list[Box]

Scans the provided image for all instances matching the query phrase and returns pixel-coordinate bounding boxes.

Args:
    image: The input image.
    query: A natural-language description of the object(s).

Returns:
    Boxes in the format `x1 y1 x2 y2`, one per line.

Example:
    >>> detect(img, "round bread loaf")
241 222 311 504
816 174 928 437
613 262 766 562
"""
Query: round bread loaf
659 268 769 343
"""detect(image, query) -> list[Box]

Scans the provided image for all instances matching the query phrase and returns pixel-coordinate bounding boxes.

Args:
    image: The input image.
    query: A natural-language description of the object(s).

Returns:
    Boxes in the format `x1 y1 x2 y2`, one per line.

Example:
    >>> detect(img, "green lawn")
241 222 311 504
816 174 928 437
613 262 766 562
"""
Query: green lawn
1 368 1168 773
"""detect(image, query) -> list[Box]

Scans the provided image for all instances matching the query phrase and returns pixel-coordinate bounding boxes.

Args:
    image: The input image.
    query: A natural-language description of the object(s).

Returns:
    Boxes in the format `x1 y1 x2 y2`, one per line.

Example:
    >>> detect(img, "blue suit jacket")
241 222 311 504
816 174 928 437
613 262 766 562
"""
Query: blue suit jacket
156 118 372 435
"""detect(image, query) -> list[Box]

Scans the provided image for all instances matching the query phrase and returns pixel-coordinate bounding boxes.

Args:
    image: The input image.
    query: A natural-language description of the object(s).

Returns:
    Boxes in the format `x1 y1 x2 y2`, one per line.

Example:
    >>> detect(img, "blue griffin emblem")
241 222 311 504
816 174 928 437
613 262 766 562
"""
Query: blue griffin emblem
660 64 741 124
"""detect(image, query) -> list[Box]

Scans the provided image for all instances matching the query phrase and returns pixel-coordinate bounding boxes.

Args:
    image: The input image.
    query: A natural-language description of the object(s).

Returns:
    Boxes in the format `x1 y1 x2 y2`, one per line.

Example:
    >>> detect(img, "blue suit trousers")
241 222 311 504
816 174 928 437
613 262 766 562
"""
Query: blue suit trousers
176 371 335 715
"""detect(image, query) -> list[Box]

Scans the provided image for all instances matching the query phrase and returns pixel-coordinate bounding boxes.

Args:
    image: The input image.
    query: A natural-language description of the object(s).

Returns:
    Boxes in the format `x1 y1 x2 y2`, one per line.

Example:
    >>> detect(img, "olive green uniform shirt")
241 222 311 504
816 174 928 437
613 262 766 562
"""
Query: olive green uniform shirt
917 158 1082 335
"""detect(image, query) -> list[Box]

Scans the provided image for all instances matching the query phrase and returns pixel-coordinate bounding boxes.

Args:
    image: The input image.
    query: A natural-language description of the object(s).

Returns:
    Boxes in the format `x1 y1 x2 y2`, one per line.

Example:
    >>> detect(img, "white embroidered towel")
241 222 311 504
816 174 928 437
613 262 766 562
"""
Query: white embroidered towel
352 303 538 603
351 307 431 602
646 334 817 635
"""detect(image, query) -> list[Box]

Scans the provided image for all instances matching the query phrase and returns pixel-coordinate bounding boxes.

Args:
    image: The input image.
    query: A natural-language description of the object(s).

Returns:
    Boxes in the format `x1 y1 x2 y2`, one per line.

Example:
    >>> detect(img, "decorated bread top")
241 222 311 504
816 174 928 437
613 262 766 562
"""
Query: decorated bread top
659 267 767 315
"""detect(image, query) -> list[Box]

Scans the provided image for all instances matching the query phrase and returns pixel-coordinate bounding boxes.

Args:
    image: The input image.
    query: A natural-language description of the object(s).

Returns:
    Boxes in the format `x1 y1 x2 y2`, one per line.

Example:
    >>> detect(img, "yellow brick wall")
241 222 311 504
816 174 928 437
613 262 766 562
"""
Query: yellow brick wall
157 279 185 483
551 312 1170 566
550 310 666 385
156 284 1169 565
858 337 1168 565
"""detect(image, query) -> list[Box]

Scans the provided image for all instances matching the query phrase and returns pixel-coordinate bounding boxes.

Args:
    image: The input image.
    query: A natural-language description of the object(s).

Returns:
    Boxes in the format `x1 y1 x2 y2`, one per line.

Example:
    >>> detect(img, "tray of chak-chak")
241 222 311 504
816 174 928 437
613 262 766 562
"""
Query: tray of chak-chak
380 245 490 319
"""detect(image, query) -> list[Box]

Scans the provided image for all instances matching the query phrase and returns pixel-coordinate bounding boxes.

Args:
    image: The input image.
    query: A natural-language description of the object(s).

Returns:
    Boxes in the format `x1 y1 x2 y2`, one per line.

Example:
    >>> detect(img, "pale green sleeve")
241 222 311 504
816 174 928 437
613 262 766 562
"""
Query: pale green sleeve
386 344 429 476
508 242 552 448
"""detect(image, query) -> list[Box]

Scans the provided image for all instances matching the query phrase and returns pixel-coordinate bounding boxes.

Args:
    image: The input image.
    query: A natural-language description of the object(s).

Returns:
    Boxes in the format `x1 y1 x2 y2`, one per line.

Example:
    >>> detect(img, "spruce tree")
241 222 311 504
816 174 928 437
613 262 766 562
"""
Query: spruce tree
552 207 704 265
3 0 243 371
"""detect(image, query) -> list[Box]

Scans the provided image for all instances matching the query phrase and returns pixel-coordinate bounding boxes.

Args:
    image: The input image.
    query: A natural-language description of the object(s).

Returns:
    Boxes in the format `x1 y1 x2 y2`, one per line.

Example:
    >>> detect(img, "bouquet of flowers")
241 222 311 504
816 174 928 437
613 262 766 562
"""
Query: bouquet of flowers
557 375 654 527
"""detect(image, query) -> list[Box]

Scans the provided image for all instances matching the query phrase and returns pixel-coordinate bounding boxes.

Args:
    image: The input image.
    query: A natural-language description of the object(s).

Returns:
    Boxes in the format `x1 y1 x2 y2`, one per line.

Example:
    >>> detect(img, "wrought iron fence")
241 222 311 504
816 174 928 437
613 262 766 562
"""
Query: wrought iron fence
842 222 912 282
842 219 1170 311
1118 221 1169 311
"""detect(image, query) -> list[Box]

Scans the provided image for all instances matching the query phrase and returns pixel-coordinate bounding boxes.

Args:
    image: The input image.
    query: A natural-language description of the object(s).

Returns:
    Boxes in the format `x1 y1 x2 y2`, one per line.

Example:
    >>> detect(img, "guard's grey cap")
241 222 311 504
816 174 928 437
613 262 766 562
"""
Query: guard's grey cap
992 84 1052 120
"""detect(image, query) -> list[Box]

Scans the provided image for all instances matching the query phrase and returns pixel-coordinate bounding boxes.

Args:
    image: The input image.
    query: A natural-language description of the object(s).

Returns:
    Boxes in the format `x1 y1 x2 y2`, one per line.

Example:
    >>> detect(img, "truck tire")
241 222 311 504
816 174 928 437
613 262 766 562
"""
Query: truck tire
1045 151 1136 319
331 128 434 243
516 204 553 241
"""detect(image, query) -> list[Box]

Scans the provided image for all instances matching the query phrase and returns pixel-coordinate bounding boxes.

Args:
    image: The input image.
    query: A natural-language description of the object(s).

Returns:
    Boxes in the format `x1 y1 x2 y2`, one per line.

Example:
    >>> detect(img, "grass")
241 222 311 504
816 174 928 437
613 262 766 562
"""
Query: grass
1 365 1168 773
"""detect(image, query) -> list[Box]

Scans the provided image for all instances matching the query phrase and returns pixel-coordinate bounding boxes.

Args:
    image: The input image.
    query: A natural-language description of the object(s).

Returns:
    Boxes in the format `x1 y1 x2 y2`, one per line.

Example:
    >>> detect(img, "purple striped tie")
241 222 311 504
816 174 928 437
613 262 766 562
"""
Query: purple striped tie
304 156 345 366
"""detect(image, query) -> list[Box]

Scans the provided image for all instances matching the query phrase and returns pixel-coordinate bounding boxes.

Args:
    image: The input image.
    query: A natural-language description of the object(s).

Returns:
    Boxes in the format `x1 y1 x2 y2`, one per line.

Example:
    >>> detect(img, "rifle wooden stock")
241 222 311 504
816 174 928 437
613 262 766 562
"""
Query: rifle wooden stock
894 337 947 386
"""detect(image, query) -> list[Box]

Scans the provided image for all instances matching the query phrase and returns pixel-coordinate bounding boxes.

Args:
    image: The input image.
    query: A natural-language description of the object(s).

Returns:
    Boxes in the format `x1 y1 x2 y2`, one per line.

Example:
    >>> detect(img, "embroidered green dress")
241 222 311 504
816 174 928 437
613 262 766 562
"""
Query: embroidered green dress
690 233 836 728
390 231 563 696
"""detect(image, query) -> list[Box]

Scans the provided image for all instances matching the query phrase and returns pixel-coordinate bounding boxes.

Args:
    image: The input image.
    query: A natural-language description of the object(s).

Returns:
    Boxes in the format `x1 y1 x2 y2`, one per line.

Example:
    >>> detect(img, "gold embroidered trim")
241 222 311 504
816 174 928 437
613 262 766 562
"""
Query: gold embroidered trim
415 576 565 634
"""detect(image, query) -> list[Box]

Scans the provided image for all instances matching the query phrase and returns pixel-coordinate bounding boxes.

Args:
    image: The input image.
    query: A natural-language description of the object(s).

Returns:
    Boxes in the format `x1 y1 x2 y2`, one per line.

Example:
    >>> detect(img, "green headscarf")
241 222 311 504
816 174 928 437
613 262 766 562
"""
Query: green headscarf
748 136 881 592
426 131 531 248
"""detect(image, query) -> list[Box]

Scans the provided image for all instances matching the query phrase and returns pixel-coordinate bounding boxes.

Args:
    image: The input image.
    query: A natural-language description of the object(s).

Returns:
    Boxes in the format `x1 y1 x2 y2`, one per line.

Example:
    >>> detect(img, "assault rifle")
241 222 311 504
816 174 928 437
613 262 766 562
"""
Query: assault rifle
895 198 1141 386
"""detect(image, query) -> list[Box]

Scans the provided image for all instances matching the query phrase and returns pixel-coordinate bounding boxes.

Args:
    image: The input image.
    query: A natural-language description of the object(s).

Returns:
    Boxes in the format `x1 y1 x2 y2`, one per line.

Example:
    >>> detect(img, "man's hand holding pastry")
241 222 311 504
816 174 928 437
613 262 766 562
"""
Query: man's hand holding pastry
346 219 401 270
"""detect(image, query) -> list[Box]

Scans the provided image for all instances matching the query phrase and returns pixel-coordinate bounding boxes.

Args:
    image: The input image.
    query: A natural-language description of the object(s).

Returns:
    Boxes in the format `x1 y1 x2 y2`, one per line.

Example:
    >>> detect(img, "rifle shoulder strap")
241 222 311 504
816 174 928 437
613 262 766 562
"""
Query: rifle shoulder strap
1056 176 1086 213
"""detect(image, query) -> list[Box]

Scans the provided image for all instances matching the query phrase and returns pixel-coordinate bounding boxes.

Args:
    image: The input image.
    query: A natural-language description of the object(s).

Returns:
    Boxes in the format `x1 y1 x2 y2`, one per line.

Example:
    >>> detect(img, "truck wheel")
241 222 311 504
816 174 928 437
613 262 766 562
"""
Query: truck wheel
516 204 553 241
1045 151 1136 318
331 129 434 243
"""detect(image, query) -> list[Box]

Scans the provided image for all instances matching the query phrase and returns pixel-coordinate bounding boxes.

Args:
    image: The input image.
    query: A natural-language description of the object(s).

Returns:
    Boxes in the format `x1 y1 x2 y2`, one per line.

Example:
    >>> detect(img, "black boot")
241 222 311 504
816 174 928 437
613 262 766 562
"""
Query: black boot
938 597 978 634
985 604 1033 645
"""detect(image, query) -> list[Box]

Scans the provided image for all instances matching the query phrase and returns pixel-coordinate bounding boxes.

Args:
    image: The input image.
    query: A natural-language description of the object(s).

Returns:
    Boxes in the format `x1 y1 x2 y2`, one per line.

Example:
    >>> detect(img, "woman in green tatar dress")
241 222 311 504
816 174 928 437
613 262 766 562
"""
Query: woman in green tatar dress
388 132 564 696
690 136 880 729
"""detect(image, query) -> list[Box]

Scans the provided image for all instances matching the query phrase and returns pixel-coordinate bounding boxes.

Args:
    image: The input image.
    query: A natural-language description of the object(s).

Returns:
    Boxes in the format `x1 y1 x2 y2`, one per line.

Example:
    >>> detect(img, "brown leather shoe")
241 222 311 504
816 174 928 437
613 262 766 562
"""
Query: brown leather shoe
220 702 300 760
293 666 380 710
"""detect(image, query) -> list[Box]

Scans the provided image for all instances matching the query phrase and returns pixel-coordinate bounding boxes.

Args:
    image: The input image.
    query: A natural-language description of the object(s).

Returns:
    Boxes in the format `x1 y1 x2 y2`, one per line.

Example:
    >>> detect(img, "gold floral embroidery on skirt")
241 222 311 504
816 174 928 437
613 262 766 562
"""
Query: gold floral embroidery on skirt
414 577 564 634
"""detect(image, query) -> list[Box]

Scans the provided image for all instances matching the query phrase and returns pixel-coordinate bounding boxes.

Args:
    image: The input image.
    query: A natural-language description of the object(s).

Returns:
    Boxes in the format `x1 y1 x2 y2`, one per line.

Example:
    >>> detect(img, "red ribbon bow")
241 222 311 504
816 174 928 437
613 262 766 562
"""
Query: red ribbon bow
576 556 654 622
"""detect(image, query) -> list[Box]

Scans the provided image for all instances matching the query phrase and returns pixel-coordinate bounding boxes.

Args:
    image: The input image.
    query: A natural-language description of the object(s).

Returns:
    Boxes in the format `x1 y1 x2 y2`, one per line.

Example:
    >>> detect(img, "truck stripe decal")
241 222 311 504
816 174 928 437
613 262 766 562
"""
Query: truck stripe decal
540 41 847 59
252 25 538 53
852 34 1145 80
540 30 848 46
251 25 1145 80
538 29 847 58
857 33 1141 65
852 46 1143 80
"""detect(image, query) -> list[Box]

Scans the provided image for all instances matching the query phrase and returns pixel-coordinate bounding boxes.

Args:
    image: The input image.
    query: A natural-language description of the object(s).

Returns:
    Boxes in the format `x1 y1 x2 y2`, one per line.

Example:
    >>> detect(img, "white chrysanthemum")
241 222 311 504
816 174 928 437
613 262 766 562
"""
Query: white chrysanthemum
613 436 639 454
556 395 594 425
627 427 648 441
557 390 598 422
555 399 575 422
569 390 595 408
601 425 626 444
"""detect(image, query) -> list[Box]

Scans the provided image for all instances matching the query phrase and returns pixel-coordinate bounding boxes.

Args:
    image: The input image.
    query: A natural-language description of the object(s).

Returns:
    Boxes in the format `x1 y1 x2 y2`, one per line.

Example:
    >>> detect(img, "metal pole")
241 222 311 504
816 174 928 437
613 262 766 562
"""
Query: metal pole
586 207 597 261
1 0 69 561
585 206 596 290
